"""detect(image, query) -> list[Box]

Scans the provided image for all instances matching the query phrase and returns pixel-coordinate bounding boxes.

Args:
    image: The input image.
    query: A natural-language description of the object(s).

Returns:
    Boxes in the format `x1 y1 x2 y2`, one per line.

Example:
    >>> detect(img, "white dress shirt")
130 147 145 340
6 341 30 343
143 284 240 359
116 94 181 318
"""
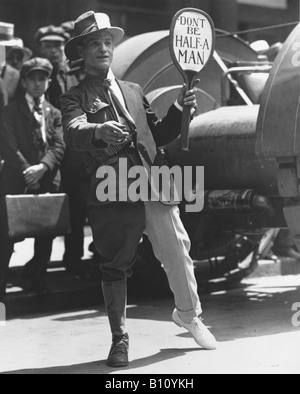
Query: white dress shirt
107 69 127 109
107 69 184 114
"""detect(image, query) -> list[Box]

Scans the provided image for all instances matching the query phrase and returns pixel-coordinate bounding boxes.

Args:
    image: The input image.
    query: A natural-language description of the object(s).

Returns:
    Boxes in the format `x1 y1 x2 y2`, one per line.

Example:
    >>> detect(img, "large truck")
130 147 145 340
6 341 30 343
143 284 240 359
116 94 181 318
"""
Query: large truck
112 24 300 290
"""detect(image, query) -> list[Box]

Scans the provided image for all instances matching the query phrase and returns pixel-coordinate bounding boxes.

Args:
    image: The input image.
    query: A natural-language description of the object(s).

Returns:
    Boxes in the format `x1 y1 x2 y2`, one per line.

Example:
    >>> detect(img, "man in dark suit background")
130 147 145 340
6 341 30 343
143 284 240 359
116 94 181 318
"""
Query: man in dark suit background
61 12 217 368
35 25 90 278
35 26 77 110
0 58 65 300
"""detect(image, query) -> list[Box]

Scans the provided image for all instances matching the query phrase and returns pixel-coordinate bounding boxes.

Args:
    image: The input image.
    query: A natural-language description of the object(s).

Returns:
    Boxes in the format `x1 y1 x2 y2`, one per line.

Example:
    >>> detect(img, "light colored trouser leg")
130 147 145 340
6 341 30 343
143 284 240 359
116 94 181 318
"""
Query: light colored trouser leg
144 201 202 322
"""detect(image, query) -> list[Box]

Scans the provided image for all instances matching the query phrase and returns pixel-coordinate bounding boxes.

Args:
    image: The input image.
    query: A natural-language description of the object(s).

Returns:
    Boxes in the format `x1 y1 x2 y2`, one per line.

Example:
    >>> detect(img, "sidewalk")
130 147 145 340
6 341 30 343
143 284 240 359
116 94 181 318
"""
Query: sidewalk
10 227 93 269
4 228 98 317
4 230 300 318
1 275 300 374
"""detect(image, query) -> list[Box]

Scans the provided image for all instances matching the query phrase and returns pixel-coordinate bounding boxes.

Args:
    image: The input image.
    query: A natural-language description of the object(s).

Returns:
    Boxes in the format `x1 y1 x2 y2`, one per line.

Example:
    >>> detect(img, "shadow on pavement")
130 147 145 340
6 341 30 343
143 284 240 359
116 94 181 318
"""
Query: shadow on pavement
3 348 202 374
16 277 299 342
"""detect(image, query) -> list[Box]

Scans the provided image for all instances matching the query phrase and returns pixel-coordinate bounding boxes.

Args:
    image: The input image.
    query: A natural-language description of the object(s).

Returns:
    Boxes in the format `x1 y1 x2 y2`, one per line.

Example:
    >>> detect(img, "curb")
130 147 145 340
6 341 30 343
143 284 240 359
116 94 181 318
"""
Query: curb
249 258 300 278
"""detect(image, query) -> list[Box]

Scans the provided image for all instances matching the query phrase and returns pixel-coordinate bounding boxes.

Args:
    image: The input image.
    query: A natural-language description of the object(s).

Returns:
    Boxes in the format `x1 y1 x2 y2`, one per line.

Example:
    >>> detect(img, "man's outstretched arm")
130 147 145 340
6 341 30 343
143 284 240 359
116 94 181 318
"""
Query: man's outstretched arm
142 85 197 147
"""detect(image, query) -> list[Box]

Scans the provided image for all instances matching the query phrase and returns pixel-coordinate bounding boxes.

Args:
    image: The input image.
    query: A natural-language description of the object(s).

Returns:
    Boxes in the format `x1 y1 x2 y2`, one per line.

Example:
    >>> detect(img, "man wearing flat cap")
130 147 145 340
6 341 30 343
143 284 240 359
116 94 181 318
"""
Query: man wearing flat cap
0 58 65 299
61 11 217 368
36 25 90 278
35 25 77 110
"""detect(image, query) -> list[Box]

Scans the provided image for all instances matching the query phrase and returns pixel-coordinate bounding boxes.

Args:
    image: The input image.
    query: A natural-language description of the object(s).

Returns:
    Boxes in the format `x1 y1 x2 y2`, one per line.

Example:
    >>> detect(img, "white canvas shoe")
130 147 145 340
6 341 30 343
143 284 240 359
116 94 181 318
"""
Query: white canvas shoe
172 309 217 350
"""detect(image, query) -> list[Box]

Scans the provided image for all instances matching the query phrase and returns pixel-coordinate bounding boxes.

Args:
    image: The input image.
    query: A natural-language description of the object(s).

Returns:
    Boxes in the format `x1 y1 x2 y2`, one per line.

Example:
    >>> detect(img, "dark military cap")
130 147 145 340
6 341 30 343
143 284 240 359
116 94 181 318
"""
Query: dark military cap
35 25 70 43
21 57 53 79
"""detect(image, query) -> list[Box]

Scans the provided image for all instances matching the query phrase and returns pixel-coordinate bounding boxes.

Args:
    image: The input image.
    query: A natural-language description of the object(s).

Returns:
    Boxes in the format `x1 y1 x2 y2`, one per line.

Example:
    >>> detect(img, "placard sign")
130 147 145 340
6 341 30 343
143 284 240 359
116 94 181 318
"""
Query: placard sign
170 8 215 151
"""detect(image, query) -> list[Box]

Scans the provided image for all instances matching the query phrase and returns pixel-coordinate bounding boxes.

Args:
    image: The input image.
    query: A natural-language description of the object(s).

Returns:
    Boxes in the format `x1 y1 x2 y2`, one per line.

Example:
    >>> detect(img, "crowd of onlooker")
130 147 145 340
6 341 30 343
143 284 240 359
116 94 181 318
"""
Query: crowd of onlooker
0 20 91 300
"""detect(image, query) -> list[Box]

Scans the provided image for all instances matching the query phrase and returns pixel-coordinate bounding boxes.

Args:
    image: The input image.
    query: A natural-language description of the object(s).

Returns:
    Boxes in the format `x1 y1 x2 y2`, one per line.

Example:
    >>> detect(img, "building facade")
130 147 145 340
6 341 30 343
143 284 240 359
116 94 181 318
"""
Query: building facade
0 0 298 54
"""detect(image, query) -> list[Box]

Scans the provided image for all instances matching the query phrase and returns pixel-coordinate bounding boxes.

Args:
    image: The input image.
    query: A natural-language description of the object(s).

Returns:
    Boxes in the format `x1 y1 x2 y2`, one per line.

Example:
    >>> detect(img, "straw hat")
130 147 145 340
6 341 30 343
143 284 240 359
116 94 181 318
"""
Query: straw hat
0 22 23 47
65 11 124 61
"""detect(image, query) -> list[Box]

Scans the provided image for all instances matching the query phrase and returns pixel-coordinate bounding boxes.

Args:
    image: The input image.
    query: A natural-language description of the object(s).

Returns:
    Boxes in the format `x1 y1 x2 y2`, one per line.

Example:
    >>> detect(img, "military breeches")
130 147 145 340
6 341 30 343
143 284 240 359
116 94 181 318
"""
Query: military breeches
89 201 202 321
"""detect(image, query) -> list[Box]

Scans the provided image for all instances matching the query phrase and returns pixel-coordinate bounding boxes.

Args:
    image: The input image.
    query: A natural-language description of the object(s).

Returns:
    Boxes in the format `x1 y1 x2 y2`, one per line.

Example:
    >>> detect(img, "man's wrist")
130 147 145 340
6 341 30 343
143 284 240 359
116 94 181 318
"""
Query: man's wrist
40 163 49 174
174 100 196 116
94 124 103 141
174 100 184 112
93 125 108 148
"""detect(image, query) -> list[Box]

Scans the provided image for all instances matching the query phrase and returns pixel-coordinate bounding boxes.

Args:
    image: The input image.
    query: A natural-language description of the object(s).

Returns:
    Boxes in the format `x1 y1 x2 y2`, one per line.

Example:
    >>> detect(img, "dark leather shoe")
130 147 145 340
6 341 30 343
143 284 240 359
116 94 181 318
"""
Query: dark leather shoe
107 333 129 368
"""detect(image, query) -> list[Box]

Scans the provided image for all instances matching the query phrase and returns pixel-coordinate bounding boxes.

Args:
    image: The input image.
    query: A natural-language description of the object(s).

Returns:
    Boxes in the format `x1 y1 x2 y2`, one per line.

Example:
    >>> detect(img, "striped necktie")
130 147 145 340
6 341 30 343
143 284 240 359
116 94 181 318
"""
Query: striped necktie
32 97 45 151
104 78 137 133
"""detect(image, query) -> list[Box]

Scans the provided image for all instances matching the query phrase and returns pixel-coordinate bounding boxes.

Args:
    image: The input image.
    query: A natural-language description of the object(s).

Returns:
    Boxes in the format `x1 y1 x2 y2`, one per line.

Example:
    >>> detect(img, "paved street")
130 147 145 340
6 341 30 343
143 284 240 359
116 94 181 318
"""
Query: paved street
0 274 300 375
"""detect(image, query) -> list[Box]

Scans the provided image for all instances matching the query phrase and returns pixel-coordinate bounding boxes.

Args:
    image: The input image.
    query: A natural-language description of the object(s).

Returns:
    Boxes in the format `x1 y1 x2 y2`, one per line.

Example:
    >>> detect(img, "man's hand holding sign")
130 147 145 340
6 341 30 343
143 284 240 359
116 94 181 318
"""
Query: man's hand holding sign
170 8 215 151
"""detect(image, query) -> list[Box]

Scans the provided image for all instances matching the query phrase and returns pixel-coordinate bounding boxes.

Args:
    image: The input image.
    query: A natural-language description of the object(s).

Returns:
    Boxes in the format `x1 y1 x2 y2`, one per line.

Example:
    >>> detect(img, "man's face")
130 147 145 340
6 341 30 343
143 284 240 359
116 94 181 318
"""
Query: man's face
22 71 50 98
39 40 65 66
7 50 24 71
79 31 114 74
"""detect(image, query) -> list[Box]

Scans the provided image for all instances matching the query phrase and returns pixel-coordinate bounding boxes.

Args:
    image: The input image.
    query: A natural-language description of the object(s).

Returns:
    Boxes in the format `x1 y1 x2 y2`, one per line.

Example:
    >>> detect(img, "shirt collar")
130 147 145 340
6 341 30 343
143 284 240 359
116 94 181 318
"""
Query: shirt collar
107 69 116 82
25 93 45 107
86 68 116 82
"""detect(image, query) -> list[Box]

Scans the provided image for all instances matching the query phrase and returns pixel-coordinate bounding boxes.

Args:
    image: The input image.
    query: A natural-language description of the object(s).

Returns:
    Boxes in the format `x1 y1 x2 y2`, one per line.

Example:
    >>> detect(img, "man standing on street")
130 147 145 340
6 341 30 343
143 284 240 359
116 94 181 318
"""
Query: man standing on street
35 25 90 278
35 25 77 109
0 58 65 298
61 11 217 369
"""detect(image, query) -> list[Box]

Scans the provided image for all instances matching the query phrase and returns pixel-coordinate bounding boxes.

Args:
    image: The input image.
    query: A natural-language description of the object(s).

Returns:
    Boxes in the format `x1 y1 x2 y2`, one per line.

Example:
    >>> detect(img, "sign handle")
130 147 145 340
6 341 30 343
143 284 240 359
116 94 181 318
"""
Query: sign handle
180 73 195 152
180 104 192 152
169 8 215 153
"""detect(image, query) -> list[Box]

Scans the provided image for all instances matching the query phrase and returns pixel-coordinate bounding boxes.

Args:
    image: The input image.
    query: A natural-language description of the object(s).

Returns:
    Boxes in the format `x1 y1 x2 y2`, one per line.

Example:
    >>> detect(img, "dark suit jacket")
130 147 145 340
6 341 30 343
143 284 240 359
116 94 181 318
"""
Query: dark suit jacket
47 66 78 111
0 96 65 195
60 76 183 205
